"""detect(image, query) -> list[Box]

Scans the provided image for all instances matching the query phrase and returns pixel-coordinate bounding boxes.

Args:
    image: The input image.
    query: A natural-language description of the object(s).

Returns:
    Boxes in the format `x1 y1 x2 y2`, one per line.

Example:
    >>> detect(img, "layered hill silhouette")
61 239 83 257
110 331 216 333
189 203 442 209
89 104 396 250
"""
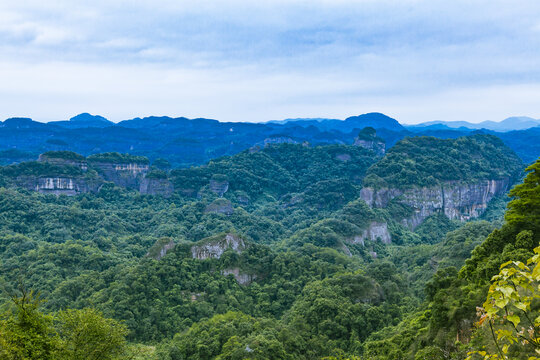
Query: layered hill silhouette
0 112 538 166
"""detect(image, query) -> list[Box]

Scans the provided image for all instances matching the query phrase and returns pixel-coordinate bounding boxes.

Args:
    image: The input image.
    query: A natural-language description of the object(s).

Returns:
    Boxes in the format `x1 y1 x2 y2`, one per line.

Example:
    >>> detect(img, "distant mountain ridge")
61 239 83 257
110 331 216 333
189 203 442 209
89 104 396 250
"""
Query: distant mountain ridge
5 112 537 132
409 116 540 131
0 112 538 167
49 113 114 128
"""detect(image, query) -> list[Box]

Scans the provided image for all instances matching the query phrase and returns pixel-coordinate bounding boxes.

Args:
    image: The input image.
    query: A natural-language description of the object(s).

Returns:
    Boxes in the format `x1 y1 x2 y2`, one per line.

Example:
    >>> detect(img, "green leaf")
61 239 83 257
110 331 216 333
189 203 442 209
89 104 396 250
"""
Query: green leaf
495 297 509 309
515 302 528 312
506 314 520 327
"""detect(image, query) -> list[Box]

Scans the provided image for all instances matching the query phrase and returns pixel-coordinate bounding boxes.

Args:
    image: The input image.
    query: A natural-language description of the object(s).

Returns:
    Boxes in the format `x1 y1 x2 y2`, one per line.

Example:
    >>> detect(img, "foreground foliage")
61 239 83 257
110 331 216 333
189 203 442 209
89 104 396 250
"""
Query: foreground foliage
0 291 128 360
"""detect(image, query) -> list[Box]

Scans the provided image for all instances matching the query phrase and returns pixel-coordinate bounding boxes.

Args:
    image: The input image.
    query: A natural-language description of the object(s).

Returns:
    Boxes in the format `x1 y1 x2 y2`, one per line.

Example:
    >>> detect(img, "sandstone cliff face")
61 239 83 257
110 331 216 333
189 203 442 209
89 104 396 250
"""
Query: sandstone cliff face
354 138 385 155
14 153 178 197
140 178 174 197
351 221 392 244
17 176 101 196
91 162 148 189
205 199 234 215
147 239 176 260
260 137 297 147
361 178 510 229
209 179 229 196
38 154 88 170
191 233 246 260
235 192 250 206
221 268 257 285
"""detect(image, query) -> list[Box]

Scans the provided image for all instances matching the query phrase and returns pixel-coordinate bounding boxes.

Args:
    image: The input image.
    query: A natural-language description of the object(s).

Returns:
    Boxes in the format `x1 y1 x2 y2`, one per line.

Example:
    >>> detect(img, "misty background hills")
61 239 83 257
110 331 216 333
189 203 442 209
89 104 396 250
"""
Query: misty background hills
0 112 538 167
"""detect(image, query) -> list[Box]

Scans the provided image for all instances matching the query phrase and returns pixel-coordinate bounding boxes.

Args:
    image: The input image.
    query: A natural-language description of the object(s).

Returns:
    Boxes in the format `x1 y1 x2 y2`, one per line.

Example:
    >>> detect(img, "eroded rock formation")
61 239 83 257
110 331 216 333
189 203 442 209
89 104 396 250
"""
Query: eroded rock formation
140 178 174 197
361 178 510 229
221 268 257 285
205 199 234 215
191 233 246 260
16 175 101 196
351 222 392 244
209 179 229 196
91 162 149 189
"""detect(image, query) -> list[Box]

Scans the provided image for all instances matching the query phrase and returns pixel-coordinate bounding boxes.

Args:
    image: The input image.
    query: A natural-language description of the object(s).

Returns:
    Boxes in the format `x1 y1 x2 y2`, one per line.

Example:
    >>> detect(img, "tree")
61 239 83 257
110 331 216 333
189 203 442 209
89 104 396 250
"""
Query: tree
0 289 128 360
0 290 58 360
506 159 540 239
467 245 540 359
55 308 129 360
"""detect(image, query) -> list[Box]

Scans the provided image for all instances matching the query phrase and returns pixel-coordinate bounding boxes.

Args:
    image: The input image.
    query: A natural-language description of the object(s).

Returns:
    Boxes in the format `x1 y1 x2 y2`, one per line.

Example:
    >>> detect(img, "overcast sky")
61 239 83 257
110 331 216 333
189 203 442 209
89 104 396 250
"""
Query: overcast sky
1 0 539 123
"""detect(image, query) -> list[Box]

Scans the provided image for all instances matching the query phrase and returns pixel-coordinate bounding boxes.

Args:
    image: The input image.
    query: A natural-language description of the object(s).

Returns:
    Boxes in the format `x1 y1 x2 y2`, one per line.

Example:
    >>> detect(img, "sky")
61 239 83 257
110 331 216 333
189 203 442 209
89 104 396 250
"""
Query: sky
1 0 539 124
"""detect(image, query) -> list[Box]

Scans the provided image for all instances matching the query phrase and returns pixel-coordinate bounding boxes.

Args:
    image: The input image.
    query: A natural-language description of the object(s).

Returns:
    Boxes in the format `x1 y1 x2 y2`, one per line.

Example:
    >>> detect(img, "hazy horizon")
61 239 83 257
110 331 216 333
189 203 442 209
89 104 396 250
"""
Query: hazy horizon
2 112 538 126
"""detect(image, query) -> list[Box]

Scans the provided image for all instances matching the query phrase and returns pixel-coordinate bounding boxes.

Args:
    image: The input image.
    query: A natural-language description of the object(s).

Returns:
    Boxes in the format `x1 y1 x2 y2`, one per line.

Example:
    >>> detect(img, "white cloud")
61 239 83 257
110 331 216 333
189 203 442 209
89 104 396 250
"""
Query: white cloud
0 0 539 123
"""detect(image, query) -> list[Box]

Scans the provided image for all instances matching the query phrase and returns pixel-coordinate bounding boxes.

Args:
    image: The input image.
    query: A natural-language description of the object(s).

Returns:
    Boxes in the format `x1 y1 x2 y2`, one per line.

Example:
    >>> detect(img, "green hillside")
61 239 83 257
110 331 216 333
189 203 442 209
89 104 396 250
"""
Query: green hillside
0 138 536 359
364 135 523 188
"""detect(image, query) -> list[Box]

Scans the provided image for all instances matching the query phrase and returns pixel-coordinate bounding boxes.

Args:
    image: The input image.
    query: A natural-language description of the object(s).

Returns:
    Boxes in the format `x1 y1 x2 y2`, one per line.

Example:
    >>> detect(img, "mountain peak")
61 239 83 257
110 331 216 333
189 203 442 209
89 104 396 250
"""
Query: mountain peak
48 113 113 128
344 112 404 131
69 113 111 124
2 117 47 128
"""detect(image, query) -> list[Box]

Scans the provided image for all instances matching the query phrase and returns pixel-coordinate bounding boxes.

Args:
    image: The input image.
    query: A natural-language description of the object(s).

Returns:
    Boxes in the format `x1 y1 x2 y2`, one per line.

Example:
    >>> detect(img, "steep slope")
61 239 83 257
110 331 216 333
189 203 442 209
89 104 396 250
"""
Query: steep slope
363 159 539 359
361 135 523 228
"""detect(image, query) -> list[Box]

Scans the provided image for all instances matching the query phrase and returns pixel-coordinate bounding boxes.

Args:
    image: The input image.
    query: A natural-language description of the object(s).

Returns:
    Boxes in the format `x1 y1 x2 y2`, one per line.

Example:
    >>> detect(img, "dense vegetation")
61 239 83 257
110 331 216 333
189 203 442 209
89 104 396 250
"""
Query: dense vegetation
0 134 537 359
363 135 522 188
362 159 540 359
87 152 150 164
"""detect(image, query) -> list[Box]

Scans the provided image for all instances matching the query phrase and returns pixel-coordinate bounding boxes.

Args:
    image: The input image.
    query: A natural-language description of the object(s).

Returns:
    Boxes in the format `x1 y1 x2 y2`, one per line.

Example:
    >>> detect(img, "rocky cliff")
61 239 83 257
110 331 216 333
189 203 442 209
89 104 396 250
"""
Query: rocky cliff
16 175 101 195
205 199 234 215
354 138 385 155
353 127 385 155
90 162 149 189
209 179 229 196
140 178 174 197
262 137 297 147
361 178 510 229
146 238 176 260
221 268 257 285
38 151 88 170
351 221 392 245
191 233 246 260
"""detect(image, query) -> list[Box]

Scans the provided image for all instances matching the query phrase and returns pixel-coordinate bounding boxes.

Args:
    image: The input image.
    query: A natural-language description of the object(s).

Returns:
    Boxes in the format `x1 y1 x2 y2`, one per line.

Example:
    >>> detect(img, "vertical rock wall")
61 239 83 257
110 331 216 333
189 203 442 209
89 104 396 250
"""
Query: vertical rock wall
361 178 511 229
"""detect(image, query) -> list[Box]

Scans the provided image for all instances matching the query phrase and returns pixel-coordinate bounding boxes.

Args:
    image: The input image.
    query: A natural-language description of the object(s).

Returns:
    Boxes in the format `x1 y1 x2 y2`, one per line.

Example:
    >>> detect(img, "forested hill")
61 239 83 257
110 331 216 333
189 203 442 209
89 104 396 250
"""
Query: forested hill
363 135 523 188
0 131 536 359
0 112 539 167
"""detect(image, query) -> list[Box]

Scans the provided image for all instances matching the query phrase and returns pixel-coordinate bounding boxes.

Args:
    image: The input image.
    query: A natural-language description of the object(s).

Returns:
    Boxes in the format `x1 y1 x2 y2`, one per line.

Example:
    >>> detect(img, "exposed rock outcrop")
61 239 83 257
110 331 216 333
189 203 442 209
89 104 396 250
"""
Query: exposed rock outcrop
262 137 297 147
191 233 246 260
90 162 149 189
221 268 257 285
354 139 385 155
10 152 177 197
38 152 88 170
235 191 250 206
209 179 229 196
146 238 176 260
205 199 234 215
361 178 510 229
16 176 101 196
335 153 351 162
353 127 385 155
351 222 392 244
140 178 174 197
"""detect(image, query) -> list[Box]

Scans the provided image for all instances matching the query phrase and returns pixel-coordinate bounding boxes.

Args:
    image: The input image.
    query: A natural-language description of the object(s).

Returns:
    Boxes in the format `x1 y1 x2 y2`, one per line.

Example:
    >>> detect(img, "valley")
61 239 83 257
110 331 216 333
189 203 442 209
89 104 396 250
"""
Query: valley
0 123 537 359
